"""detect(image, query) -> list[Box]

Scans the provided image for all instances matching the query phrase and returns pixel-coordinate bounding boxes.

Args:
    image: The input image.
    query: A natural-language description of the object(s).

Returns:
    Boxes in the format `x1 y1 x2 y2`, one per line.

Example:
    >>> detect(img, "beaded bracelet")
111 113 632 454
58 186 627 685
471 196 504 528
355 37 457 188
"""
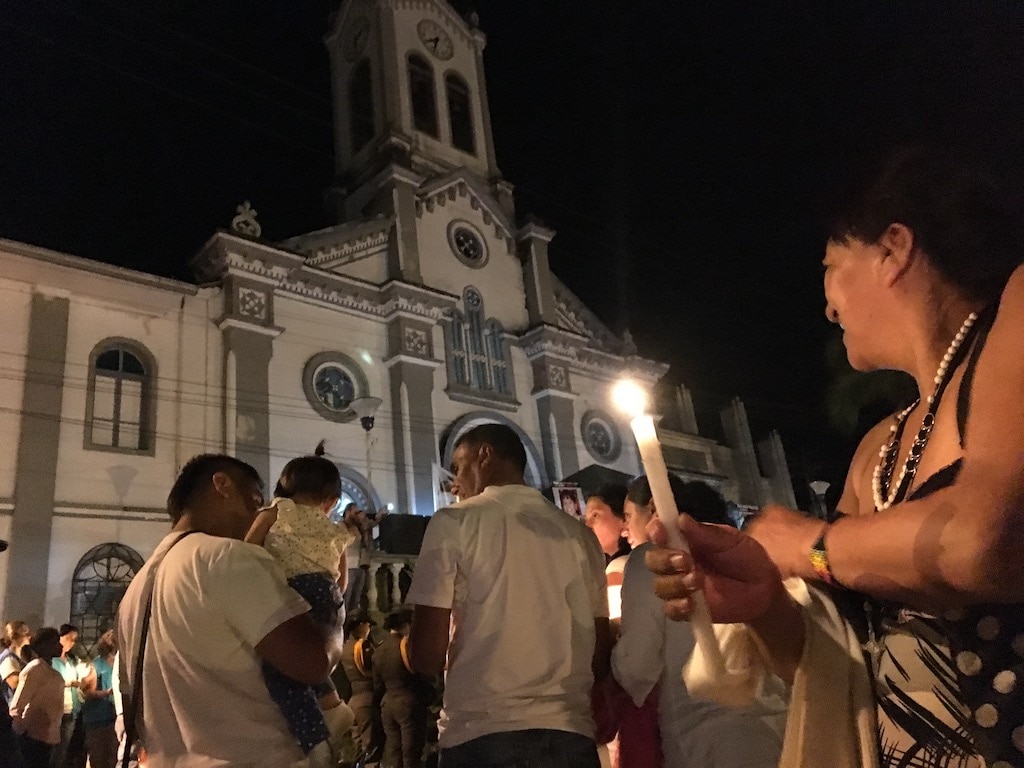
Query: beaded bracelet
808 525 837 586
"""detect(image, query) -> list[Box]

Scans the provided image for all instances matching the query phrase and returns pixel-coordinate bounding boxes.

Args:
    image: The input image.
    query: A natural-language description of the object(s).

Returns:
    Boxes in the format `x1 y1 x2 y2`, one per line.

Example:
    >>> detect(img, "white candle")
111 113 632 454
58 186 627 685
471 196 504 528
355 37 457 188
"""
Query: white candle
629 413 726 678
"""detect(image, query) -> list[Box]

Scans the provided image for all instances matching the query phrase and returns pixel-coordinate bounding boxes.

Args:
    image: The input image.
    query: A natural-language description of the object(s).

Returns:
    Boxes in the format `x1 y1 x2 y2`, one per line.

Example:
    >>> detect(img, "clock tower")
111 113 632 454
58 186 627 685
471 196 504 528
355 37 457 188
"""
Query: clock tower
325 0 504 220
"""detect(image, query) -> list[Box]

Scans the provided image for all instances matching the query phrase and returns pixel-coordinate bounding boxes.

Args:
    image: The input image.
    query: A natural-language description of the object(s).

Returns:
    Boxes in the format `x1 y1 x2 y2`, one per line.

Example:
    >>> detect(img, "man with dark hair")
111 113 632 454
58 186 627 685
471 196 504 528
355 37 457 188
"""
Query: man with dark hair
165 454 262 525
408 423 610 768
117 454 336 768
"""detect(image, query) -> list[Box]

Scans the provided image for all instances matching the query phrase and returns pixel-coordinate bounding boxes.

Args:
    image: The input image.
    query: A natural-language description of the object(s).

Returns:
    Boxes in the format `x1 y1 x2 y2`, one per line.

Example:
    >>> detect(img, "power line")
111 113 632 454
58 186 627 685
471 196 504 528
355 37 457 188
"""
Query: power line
6 20 331 160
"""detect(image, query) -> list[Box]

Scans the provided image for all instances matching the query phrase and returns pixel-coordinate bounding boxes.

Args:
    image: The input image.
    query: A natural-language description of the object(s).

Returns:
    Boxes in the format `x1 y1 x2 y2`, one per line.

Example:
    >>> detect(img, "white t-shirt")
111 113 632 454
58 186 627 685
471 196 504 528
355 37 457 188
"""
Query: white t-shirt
407 484 609 748
10 658 64 744
612 544 787 768
264 498 355 580
117 532 311 768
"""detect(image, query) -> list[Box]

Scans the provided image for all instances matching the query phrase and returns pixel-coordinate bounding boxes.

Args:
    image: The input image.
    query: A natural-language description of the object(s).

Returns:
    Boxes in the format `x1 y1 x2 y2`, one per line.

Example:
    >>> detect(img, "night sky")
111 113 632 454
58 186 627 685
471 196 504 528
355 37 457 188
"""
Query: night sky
4 1 1024 500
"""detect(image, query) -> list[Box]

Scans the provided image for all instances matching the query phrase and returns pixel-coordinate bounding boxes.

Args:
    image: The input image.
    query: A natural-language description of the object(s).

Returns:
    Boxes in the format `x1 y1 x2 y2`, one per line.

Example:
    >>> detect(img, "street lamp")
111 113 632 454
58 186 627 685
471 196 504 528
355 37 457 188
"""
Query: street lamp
350 396 382 483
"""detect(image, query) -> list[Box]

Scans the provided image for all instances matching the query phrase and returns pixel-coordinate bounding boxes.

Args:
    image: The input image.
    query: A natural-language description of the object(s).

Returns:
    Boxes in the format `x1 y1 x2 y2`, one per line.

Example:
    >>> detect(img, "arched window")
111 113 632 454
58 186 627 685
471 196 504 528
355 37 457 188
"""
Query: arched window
446 310 470 386
446 289 513 396
350 58 375 153
407 54 438 137
70 543 144 651
445 73 475 154
485 321 509 393
465 289 489 389
87 340 155 452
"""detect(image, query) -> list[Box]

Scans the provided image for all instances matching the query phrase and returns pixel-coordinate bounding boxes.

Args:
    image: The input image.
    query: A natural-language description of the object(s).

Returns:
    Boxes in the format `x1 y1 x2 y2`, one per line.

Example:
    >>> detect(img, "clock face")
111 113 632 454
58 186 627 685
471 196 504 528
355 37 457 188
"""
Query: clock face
417 19 453 60
344 17 370 61
313 364 356 411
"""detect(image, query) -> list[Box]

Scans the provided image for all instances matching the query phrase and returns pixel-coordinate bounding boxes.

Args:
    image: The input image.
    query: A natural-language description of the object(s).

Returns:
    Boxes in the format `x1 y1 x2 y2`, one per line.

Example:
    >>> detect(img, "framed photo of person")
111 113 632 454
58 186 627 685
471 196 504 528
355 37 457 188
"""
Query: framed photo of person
554 483 585 521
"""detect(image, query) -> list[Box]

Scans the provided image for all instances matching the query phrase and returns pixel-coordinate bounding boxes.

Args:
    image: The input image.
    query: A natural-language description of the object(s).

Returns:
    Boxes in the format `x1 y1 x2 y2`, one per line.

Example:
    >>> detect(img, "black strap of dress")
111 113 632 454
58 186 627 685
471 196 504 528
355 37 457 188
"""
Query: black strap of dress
954 300 1000 448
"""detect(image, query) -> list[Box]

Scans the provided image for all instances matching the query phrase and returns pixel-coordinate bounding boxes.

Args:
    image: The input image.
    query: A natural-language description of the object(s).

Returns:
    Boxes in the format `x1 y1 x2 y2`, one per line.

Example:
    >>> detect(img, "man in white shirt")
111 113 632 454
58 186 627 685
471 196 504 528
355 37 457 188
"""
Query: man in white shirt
117 454 335 768
408 424 611 768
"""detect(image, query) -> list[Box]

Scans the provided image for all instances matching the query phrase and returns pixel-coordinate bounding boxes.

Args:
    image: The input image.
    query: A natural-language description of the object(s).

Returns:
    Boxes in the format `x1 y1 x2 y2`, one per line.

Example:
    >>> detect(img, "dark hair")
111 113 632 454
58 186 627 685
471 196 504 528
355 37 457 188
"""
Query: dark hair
455 423 527 473
383 609 413 632
588 484 628 521
828 146 1024 303
167 454 263 524
344 613 375 635
58 624 78 637
29 627 59 657
626 476 733 528
274 454 341 503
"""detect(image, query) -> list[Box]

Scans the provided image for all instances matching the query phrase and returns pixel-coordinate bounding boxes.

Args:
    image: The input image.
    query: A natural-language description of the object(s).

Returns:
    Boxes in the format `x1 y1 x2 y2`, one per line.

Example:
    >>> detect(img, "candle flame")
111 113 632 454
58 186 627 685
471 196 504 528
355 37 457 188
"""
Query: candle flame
612 379 648 419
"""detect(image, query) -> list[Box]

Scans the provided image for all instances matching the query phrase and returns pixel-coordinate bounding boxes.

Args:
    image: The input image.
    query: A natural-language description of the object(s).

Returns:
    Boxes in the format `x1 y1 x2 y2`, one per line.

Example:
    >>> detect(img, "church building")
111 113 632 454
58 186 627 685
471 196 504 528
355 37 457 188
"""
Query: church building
0 0 796 639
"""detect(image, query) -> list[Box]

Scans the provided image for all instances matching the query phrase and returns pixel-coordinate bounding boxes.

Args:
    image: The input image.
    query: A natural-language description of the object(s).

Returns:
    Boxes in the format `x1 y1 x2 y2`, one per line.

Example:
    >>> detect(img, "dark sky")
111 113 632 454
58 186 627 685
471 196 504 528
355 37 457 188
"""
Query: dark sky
4 1 1024 498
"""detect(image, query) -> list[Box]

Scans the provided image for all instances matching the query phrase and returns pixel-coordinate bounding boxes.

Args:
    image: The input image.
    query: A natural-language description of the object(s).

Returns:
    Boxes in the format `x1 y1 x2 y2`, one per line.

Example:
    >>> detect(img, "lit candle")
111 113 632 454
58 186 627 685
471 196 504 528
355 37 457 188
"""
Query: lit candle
613 379 726 678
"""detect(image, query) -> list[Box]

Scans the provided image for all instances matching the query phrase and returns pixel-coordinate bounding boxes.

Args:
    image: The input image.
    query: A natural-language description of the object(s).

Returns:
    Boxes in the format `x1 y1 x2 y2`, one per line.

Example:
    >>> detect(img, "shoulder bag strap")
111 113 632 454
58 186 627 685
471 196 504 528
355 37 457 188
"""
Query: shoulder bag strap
121 530 201 768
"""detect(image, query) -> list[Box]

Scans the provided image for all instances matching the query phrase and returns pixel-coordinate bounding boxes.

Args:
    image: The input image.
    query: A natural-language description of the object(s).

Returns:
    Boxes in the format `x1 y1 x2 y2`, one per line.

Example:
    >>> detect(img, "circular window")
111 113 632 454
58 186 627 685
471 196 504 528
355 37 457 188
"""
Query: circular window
580 410 622 463
302 352 370 423
447 221 488 267
313 364 356 412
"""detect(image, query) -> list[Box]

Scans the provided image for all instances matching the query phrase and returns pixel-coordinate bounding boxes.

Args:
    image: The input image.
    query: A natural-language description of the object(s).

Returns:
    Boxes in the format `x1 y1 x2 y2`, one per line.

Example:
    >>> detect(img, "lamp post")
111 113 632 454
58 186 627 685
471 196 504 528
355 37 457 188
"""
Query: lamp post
612 379 726 678
350 396 382 484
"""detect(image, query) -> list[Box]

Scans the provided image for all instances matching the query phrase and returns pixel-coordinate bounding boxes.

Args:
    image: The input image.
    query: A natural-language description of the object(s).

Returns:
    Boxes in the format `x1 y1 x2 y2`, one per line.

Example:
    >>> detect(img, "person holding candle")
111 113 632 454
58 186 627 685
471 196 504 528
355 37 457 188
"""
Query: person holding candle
614 475 784 768
646 146 1024 768
585 484 631 622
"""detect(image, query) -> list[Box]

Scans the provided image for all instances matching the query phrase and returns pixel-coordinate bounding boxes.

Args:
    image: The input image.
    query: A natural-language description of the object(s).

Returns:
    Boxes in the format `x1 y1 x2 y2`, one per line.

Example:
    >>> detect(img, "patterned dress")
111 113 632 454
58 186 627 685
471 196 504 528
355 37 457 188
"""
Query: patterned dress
837 306 1024 767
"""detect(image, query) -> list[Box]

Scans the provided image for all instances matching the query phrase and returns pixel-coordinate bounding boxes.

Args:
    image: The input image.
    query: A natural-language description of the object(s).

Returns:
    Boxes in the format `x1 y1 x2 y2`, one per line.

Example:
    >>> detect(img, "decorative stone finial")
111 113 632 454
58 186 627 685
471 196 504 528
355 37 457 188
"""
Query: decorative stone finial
231 200 261 238
622 329 638 357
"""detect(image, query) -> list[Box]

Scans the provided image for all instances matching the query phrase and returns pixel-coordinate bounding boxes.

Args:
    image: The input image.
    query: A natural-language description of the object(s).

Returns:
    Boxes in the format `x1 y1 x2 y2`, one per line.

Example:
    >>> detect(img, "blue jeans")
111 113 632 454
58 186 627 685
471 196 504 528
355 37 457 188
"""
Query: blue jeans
439 729 599 768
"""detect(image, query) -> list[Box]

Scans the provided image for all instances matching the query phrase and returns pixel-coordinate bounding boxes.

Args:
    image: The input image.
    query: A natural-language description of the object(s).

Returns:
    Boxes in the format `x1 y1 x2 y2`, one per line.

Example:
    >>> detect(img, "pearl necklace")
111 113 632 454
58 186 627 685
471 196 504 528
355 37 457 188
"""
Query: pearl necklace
871 311 979 511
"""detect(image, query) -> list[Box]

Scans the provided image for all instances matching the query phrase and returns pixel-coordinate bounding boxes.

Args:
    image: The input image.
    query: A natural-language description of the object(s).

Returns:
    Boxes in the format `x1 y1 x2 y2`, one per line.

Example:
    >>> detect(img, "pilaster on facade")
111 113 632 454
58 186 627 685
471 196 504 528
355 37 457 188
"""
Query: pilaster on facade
387 359 439 517
756 429 798 508
720 397 765 508
8 292 70 627
517 221 558 328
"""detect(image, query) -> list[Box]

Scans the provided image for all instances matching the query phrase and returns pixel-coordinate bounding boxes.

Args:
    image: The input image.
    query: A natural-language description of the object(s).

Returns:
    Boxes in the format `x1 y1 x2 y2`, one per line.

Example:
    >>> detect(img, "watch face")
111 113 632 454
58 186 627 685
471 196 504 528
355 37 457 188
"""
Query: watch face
313 364 356 411
417 19 453 60
344 17 370 61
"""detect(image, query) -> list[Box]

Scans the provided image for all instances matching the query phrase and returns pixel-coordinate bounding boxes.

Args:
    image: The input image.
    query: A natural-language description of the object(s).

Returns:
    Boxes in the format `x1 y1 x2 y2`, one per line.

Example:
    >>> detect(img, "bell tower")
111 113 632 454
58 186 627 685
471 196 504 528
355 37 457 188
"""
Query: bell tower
325 0 501 201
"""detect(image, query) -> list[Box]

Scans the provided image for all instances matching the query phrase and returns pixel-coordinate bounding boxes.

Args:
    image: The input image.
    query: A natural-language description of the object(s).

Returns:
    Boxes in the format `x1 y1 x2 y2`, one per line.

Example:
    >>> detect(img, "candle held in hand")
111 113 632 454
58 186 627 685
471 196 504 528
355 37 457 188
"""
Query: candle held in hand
628 412 727 678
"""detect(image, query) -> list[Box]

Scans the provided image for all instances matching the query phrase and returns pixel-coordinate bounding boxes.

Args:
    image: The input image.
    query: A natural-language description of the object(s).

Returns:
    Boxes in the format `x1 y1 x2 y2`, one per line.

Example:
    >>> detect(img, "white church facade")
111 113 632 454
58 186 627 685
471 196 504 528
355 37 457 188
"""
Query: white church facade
0 0 796 640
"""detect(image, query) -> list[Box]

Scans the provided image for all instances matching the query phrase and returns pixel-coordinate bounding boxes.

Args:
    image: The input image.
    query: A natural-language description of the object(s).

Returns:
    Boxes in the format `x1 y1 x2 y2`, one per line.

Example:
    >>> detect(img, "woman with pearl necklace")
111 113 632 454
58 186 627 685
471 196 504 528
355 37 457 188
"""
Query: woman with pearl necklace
647 146 1024 768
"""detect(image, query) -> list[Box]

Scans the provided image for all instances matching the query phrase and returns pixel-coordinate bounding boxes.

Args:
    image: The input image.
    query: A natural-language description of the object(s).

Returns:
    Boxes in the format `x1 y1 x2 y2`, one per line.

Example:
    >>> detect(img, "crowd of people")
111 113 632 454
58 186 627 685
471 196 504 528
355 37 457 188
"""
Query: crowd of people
4 147 1023 768
2 622 119 768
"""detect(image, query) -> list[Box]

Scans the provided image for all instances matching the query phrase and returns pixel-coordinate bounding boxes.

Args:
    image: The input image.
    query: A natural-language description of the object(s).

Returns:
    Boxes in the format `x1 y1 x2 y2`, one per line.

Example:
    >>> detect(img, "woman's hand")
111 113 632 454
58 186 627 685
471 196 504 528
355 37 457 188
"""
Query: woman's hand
645 514 786 624
745 504 825 581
